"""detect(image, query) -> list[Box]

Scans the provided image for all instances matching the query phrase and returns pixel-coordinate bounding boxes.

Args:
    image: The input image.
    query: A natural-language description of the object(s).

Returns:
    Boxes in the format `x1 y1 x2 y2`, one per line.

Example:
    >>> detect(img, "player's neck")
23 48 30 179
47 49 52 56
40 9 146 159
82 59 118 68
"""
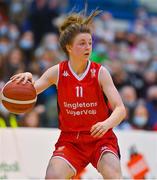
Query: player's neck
69 59 89 76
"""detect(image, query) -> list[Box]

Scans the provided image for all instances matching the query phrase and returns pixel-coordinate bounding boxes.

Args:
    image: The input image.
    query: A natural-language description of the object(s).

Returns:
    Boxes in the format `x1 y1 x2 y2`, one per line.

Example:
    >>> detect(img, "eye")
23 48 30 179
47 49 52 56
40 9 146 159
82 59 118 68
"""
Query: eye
80 42 85 46
89 42 92 46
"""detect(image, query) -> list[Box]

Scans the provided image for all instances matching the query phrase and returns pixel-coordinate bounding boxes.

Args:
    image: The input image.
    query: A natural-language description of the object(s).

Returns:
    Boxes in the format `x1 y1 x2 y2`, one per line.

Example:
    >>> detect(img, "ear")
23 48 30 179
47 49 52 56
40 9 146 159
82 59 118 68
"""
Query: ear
66 44 72 53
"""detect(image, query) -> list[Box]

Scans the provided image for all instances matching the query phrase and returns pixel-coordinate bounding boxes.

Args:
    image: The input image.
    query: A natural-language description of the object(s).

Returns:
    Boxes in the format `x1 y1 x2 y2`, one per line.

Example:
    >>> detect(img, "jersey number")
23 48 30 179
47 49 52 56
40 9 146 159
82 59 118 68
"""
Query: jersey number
76 86 83 97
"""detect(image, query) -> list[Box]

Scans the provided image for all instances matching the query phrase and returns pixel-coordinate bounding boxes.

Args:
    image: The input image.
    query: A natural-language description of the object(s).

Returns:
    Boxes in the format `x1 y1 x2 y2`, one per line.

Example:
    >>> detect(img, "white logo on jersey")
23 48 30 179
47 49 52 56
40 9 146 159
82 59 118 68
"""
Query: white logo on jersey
57 146 65 151
90 68 96 77
63 71 69 77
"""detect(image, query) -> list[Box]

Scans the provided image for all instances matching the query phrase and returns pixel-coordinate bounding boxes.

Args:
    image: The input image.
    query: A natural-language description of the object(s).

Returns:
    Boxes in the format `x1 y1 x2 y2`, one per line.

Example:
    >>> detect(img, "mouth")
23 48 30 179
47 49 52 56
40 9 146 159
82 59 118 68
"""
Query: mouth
84 52 90 56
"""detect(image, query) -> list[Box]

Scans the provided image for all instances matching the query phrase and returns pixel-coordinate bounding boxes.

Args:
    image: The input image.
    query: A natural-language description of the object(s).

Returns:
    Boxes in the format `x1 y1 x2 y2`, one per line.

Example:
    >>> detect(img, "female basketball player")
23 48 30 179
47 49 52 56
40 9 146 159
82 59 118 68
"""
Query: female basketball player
11 10 126 179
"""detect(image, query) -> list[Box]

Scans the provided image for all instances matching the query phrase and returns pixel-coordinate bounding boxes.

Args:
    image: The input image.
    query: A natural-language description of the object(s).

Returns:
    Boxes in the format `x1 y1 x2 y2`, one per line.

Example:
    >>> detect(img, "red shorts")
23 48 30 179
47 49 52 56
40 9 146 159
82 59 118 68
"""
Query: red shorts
52 129 120 175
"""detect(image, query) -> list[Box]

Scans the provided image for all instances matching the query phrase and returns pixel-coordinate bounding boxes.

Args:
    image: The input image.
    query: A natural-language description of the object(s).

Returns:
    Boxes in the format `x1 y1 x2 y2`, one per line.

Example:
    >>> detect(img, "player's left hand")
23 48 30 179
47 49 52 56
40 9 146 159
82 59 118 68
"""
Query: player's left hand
90 121 109 138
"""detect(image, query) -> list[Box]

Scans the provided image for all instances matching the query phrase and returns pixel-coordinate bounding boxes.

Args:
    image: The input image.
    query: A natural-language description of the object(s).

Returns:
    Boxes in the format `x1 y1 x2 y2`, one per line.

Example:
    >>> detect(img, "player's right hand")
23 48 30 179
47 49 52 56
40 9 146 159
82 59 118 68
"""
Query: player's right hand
10 72 33 84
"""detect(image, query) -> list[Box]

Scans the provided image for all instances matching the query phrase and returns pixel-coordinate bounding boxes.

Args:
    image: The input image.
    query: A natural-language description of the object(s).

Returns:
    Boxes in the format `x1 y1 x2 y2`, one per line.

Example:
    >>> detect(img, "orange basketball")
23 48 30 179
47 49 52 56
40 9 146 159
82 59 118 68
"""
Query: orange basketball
1 80 37 114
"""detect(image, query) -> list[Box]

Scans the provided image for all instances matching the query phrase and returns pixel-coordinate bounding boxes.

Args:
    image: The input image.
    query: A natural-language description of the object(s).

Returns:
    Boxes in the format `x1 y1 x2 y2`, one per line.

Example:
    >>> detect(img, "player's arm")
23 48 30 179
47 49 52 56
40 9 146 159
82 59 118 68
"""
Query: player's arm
34 65 58 94
90 66 126 137
10 65 59 95
99 66 126 127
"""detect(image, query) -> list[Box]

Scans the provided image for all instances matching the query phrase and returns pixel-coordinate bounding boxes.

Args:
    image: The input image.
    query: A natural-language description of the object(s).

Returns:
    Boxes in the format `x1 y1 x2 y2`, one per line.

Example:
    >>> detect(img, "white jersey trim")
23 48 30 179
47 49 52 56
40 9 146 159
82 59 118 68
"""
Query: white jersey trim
68 60 91 81
98 65 103 85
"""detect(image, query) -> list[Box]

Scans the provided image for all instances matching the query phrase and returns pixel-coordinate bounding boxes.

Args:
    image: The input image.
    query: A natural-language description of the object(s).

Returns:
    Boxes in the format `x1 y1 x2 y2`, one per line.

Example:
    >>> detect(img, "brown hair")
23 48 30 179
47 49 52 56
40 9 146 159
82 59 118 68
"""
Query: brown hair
59 10 101 56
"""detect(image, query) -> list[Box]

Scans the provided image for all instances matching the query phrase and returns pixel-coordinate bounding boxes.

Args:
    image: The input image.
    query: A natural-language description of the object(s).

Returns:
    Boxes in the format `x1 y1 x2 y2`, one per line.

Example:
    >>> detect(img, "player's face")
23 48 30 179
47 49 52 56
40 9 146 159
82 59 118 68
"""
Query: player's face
69 33 92 61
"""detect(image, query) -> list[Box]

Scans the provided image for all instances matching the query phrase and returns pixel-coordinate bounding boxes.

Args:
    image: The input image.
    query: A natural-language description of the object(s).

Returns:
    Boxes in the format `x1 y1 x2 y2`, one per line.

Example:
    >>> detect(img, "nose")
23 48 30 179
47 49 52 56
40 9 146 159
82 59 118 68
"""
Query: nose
86 43 91 50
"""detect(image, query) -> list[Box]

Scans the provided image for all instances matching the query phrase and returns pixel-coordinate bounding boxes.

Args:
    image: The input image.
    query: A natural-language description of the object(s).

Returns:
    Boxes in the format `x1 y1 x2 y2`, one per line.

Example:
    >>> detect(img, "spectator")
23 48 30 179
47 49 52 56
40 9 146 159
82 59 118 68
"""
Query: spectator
8 23 20 43
120 85 137 123
27 0 59 46
132 102 149 130
146 86 157 130
19 109 40 128
143 69 157 93
110 61 131 90
5 47 25 80
19 31 34 64
0 36 11 56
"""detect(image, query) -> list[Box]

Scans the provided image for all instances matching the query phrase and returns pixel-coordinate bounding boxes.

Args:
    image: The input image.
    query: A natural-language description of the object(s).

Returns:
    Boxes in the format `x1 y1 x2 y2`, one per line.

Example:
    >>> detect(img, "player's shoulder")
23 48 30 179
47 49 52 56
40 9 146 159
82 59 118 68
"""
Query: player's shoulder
90 60 101 69
49 64 59 73
90 61 109 75
98 64 112 85
59 60 68 66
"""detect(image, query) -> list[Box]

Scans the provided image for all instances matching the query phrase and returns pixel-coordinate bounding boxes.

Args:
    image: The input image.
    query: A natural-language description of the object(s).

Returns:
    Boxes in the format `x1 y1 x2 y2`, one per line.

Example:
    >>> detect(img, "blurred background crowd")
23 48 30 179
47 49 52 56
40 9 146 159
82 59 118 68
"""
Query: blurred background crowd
0 0 157 131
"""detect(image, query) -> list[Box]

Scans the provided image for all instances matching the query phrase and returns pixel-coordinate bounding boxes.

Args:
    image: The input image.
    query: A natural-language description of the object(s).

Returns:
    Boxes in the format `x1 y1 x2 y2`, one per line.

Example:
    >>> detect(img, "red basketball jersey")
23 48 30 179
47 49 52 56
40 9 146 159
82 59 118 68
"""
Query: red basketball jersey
57 60 111 132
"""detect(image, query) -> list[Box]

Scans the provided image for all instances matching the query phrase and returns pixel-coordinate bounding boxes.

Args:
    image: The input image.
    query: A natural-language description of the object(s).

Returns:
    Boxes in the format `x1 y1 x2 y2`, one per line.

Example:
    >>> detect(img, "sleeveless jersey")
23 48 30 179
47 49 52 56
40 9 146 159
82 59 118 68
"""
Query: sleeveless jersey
57 60 111 132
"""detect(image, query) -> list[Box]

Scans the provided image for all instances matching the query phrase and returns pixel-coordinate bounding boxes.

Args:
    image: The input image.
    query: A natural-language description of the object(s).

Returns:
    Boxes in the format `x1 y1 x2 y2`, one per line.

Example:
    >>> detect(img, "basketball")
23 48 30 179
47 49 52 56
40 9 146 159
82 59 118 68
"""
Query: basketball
1 80 37 114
